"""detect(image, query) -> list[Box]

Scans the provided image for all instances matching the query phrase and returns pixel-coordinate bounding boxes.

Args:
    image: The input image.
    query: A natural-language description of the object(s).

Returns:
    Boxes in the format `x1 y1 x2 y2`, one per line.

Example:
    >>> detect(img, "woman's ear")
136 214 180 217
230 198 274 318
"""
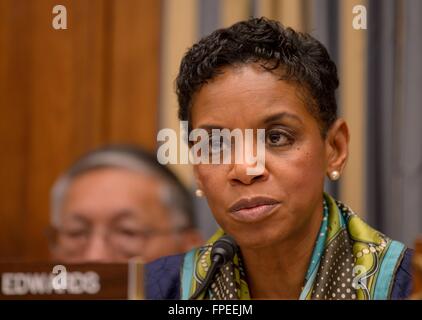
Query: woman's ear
325 119 349 178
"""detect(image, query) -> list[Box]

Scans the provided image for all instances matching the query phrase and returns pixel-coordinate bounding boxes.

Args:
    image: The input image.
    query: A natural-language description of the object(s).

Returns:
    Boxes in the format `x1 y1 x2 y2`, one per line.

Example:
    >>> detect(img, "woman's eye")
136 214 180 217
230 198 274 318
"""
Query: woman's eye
266 130 292 146
209 136 230 154
209 138 220 153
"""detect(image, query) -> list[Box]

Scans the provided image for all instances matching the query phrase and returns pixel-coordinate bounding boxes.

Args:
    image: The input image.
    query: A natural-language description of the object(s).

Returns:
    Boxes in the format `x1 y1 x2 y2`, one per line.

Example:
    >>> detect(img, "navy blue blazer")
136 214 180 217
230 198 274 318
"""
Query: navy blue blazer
144 249 413 300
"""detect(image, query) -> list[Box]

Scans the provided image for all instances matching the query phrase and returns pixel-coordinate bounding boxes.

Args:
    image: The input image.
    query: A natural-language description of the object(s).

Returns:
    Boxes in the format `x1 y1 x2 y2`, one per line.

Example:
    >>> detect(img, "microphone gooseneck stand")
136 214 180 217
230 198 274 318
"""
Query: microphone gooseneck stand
189 235 238 300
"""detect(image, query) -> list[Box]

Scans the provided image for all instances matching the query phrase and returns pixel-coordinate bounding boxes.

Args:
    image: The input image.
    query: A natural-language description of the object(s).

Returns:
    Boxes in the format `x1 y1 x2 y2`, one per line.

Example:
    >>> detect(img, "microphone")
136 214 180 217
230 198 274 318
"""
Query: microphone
189 235 238 300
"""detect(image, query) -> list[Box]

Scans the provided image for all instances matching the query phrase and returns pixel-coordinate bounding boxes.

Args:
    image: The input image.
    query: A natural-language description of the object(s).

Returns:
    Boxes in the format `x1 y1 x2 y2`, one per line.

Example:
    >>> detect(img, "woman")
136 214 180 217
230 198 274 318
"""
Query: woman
146 17 413 300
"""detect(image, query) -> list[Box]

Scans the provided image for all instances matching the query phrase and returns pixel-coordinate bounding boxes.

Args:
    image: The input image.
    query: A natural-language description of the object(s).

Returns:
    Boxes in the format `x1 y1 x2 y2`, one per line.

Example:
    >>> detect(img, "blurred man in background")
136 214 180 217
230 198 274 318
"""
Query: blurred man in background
47 145 202 263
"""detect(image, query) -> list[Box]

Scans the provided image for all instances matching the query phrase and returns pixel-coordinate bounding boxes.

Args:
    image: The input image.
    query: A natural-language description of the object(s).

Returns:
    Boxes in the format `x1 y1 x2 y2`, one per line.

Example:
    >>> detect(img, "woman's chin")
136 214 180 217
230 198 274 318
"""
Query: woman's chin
232 229 290 251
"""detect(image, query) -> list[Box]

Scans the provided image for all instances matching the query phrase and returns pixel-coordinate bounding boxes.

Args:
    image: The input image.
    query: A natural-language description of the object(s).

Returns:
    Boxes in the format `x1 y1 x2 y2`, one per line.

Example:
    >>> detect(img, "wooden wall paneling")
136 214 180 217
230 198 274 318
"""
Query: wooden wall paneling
24 0 109 260
0 0 161 260
0 0 31 260
107 0 161 151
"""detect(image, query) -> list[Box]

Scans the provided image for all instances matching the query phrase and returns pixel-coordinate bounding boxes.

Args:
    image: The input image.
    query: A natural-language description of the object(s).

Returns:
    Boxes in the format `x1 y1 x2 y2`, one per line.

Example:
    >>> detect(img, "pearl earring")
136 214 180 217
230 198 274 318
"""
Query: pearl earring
329 170 340 181
195 189 204 197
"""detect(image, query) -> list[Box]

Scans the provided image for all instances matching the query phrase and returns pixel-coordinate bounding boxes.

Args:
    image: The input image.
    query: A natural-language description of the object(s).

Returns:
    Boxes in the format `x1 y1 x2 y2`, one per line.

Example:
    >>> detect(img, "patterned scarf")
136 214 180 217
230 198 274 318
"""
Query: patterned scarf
181 193 407 300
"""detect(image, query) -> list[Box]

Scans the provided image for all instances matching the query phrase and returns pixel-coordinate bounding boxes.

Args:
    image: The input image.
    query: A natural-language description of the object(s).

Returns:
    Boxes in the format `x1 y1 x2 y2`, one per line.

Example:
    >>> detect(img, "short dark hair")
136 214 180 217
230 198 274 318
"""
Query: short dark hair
176 17 339 136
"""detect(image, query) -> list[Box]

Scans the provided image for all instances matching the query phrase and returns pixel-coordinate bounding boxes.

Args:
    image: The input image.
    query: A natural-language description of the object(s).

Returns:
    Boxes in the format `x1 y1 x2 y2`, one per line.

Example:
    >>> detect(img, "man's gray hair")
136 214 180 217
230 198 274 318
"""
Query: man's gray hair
50 145 195 229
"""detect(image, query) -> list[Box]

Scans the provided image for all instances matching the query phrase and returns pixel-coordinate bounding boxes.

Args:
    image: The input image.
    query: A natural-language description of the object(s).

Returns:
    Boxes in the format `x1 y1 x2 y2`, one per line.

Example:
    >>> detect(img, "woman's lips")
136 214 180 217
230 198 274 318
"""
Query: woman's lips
228 197 281 223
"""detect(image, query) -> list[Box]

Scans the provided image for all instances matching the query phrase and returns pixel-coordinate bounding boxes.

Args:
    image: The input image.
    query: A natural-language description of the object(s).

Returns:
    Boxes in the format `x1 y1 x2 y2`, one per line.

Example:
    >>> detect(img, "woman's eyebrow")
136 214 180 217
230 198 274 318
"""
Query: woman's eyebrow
195 113 303 130
262 112 303 125
197 124 224 131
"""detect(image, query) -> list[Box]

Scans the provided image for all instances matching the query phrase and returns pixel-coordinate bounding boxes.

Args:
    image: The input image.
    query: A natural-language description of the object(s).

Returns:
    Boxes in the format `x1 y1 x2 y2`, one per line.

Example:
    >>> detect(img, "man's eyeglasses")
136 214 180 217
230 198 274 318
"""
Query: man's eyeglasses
46 225 190 258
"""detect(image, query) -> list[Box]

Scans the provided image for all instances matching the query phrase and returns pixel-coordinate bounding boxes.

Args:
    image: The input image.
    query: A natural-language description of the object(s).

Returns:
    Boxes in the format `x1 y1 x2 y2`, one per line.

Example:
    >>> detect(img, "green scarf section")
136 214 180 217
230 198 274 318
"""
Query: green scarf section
181 193 407 300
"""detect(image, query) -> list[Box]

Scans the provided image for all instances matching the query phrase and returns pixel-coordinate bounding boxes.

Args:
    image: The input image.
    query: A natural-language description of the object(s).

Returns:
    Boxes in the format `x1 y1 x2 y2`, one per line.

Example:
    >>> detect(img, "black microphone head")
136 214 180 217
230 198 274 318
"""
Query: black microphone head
189 235 238 299
211 235 238 265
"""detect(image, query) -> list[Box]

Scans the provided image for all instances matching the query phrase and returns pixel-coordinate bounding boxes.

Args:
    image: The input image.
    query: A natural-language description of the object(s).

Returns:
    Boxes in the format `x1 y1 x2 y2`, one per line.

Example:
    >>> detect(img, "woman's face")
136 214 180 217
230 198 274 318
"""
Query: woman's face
191 64 345 249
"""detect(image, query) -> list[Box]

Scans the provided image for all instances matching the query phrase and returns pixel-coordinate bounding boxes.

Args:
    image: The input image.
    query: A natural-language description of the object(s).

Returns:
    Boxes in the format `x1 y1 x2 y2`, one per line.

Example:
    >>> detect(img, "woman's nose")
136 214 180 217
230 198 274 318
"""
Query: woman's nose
228 160 269 185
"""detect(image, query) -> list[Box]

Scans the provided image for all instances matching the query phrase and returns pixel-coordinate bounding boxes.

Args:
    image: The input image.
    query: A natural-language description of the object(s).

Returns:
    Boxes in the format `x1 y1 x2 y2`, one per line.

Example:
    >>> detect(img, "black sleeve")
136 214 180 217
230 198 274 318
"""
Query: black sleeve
390 248 413 300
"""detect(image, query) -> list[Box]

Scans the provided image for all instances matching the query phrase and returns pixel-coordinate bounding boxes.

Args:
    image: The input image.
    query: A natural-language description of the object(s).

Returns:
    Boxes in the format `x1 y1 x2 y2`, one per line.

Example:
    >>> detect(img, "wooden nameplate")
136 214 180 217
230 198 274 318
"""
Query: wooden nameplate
0 257 144 300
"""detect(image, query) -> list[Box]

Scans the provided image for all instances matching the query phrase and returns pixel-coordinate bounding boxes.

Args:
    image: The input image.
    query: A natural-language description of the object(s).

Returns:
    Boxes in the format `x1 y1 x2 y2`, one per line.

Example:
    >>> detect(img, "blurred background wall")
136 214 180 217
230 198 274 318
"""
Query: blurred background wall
0 0 161 260
0 0 421 260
